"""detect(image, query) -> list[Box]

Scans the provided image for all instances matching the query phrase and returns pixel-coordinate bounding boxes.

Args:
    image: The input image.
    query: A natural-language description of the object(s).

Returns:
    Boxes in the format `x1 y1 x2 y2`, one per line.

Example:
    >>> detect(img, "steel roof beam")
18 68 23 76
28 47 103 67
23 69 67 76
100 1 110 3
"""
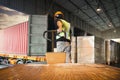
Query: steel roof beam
99 0 116 28
112 0 120 26
68 0 100 26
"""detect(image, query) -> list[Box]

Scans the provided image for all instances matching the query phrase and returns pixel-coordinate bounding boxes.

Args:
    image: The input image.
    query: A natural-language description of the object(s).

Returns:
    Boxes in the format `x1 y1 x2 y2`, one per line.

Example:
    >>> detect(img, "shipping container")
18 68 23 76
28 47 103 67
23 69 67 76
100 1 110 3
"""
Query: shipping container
0 15 54 64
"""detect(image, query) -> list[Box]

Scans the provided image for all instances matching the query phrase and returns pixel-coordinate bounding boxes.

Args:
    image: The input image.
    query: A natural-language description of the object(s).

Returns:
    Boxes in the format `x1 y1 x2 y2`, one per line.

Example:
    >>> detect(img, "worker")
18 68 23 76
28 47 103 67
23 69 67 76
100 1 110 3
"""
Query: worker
54 11 71 63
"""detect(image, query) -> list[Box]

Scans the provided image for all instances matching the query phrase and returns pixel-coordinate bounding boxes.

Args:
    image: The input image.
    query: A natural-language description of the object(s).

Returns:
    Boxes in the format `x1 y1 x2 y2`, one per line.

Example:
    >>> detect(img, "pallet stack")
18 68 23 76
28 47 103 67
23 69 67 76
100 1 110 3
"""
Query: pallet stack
77 36 95 64
71 36 95 64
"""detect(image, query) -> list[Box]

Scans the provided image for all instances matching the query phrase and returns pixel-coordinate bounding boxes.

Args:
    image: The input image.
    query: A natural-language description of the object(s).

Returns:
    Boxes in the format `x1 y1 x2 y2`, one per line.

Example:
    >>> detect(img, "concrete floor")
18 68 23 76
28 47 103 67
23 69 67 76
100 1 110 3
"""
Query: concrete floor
0 64 8 69
0 64 13 69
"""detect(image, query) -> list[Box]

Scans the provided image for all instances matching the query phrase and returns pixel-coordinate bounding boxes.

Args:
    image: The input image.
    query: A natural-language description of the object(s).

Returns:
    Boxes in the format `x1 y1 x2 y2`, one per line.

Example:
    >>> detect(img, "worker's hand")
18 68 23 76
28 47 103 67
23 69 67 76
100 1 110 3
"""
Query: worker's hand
57 29 61 33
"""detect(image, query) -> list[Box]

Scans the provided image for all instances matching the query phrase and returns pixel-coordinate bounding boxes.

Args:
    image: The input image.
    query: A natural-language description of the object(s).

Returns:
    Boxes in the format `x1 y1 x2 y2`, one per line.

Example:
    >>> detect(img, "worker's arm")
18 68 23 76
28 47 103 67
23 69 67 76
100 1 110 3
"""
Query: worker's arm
57 20 63 33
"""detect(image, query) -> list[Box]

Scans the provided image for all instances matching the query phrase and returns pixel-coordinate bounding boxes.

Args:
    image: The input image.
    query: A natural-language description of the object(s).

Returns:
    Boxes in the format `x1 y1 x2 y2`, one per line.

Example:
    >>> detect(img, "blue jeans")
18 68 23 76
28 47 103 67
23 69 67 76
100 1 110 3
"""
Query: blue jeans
57 41 71 63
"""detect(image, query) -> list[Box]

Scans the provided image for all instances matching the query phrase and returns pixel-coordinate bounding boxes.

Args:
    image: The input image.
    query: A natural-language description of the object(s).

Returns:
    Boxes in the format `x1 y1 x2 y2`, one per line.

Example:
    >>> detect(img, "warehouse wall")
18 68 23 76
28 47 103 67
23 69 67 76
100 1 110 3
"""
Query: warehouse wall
70 16 101 38
0 22 28 55
102 27 120 39
95 37 105 64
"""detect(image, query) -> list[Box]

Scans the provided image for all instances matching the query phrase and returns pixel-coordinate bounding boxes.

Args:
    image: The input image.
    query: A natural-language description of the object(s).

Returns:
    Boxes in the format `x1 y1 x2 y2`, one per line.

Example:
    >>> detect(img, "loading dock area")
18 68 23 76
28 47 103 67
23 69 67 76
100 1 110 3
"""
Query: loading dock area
0 0 120 80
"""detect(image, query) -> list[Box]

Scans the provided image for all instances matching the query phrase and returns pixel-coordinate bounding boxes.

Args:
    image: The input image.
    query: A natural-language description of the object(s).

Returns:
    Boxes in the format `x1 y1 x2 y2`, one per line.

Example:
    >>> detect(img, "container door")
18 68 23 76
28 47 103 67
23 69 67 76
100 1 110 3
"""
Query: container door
28 15 47 56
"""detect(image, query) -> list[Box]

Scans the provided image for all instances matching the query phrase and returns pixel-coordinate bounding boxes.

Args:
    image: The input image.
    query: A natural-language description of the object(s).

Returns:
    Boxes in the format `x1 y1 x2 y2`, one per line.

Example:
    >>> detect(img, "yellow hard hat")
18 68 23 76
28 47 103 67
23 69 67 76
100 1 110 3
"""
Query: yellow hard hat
54 11 64 17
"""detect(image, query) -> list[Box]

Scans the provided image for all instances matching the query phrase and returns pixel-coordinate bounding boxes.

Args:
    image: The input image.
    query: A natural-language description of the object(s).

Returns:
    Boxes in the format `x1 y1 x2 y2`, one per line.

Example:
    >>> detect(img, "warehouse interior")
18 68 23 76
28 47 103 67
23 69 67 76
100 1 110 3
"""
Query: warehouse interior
0 0 120 80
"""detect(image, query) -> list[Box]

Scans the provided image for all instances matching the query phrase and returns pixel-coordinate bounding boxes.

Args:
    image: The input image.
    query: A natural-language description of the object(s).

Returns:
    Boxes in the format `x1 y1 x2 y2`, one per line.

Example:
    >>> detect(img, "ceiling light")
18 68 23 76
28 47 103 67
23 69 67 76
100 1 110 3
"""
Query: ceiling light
96 7 101 12
96 0 102 12
108 24 112 27
113 29 116 33
108 23 112 27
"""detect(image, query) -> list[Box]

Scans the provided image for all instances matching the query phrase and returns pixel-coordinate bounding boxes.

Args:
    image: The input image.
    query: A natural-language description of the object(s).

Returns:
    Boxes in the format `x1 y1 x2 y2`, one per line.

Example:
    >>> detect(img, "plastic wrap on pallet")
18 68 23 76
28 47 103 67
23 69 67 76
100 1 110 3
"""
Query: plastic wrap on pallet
77 36 95 64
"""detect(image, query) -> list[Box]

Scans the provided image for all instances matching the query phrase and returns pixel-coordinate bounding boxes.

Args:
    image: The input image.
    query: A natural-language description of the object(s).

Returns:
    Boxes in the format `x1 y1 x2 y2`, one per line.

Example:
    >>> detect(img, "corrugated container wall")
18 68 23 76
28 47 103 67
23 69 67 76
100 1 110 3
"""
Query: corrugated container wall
0 22 28 55
0 30 4 52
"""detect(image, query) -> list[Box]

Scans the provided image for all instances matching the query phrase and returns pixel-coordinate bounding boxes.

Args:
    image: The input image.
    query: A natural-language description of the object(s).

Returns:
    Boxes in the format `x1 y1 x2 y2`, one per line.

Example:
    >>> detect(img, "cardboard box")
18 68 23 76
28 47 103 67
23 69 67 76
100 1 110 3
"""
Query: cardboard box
46 52 66 64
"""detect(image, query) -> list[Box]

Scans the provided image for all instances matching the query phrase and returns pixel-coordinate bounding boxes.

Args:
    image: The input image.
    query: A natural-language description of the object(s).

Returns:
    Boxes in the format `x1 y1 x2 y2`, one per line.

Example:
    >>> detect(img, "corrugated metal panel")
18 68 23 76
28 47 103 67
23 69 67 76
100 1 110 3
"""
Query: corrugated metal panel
3 22 28 55
9 0 24 11
0 30 4 52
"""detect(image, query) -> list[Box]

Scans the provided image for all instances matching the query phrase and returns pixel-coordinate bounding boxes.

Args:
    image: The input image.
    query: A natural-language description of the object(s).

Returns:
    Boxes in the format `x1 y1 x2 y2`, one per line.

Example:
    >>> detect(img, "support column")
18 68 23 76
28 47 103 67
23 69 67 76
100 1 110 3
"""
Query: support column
105 40 111 65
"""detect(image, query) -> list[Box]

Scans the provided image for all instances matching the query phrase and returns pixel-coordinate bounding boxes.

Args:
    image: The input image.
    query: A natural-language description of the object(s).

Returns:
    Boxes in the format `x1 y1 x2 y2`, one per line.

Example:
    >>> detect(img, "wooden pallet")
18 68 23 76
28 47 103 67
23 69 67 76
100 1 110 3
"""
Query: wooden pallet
0 64 120 80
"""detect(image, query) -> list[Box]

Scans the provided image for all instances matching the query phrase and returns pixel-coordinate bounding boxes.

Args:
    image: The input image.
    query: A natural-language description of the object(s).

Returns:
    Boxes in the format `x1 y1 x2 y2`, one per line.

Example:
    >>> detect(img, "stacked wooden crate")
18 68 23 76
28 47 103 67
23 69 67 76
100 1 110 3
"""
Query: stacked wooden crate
77 36 95 63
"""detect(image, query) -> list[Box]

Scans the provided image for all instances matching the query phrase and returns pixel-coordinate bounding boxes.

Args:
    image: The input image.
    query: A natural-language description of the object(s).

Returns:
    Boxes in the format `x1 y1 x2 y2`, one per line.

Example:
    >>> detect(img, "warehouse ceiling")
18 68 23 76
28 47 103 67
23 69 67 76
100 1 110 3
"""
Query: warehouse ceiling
55 0 120 31
0 6 29 29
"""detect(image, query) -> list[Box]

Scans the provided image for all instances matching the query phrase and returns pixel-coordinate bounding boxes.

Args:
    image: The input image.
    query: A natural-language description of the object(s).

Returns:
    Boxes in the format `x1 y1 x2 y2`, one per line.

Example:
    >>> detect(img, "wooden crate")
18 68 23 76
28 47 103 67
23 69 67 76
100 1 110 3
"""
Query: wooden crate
46 52 66 64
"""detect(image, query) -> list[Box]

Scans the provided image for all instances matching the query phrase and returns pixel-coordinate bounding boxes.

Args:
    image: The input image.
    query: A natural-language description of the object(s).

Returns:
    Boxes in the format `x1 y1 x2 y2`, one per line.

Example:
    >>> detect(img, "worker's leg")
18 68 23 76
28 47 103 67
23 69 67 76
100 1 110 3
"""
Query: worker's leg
57 41 71 63
64 42 71 63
